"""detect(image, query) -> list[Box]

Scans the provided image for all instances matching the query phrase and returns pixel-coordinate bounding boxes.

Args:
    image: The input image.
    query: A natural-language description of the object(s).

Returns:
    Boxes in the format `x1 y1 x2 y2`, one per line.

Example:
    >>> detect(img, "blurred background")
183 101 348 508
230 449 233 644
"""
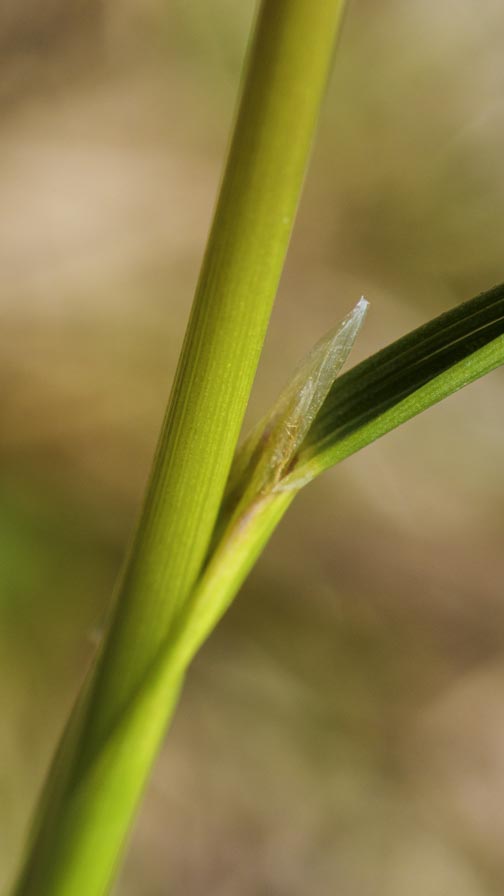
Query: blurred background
1 1 504 893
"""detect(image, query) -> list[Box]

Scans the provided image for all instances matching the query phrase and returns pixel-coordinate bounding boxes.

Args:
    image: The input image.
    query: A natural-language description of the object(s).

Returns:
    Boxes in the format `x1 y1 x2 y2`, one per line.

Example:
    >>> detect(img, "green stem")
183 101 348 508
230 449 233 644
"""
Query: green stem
92 0 346 729
12 3 346 895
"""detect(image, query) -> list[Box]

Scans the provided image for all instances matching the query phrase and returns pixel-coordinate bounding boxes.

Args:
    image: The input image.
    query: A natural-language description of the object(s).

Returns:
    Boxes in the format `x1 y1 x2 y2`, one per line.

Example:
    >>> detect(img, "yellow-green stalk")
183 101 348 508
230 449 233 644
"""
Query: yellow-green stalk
12 3 347 894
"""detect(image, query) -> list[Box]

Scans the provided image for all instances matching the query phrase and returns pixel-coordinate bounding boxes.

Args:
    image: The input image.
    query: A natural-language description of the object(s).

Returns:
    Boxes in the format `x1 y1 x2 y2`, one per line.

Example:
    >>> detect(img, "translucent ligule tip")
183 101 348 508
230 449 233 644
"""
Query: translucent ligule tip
297 296 369 423
267 296 369 491
228 298 369 501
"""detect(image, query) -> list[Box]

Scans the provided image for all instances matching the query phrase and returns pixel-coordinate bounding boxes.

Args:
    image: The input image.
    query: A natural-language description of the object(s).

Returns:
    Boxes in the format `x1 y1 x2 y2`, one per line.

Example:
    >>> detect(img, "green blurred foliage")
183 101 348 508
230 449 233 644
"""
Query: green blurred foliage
1 1 504 893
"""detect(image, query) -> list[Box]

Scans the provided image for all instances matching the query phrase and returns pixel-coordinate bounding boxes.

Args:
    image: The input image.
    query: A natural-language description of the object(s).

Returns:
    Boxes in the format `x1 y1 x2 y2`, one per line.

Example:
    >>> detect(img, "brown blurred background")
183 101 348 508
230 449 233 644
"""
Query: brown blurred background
1 1 504 893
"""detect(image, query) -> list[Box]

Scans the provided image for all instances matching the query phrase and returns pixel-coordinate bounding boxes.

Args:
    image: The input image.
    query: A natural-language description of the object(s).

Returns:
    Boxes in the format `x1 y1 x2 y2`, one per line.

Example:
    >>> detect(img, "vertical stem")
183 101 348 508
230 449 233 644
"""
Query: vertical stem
94 0 347 729
12 3 347 895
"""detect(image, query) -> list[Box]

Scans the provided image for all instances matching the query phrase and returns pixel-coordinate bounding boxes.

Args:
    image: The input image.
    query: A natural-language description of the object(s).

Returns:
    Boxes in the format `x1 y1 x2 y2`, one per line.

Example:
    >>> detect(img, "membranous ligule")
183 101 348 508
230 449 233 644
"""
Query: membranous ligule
228 297 368 504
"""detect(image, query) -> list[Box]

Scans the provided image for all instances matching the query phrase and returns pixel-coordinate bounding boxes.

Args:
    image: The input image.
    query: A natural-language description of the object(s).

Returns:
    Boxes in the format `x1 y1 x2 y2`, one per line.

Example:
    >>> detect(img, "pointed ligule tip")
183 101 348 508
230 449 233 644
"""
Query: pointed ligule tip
226 297 369 508
344 295 368 333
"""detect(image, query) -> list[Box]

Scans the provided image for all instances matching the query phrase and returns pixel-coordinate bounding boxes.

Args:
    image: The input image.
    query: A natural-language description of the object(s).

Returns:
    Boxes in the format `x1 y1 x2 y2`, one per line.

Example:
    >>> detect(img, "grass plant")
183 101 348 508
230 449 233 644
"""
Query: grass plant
11 1 504 894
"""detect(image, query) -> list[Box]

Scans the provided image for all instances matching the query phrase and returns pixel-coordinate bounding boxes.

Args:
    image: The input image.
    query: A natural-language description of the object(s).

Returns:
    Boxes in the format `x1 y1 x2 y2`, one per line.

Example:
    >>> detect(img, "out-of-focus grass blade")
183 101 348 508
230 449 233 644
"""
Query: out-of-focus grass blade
286 282 504 486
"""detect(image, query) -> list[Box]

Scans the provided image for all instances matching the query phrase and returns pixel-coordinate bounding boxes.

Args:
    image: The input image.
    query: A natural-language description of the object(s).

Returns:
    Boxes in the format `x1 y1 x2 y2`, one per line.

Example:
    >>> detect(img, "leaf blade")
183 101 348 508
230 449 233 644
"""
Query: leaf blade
290 283 504 483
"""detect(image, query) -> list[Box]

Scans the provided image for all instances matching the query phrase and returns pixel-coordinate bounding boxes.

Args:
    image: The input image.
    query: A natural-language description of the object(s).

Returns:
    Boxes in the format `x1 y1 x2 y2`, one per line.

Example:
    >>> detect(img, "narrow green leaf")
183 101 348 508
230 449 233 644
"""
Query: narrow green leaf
163 284 504 676
290 282 504 484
